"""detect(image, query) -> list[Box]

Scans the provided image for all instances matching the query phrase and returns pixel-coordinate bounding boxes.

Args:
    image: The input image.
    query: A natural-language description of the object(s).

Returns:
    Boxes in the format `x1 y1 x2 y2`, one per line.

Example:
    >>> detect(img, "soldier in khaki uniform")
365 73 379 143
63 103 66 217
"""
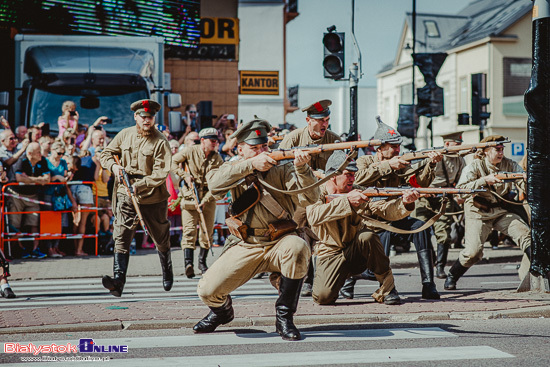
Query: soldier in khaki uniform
307 151 420 305
351 118 443 299
193 118 319 341
445 135 530 290
100 99 173 297
172 127 223 278
279 99 340 296
414 132 466 279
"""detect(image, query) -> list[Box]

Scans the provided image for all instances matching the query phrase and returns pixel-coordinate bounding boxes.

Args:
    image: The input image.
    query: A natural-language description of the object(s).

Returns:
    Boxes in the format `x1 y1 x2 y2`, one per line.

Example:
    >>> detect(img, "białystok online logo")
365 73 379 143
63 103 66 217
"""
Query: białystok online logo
79 339 128 353
4 339 128 354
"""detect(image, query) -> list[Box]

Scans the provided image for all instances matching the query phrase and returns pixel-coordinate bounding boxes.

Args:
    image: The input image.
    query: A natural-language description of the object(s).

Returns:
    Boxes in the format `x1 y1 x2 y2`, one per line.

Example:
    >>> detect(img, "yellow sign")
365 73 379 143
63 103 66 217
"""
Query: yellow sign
240 71 279 95
200 17 239 45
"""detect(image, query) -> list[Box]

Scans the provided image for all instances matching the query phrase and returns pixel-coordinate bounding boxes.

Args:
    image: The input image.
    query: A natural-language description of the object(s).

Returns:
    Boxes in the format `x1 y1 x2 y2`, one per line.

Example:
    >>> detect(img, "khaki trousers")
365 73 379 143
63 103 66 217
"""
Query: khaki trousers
459 211 530 267
312 230 394 305
180 200 216 250
113 193 170 254
414 197 456 246
197 234 311 307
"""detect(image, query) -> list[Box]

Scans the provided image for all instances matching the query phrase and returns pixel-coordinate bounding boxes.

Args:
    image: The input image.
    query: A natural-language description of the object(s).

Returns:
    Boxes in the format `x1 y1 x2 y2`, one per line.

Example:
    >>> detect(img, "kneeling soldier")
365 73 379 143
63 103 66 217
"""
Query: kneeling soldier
193 118 320 341
307 151 418 305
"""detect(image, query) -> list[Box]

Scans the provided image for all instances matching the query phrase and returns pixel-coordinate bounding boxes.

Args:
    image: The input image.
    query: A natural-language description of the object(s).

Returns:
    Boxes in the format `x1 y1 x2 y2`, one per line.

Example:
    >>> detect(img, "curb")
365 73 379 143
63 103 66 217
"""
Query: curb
3 305 550 335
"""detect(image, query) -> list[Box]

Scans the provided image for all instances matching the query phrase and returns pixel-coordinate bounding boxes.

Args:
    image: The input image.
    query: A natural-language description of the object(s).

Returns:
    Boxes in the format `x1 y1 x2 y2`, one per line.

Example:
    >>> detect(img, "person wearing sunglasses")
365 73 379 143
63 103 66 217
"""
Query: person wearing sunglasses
0 129 29 182
172 127 223 278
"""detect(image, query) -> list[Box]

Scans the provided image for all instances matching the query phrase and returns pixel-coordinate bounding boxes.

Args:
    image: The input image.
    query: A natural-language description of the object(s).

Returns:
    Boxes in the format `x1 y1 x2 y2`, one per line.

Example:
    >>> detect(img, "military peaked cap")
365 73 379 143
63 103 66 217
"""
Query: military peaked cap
480 135 506 144
230 117 272 145
441 131 463 143
131 99 161 117
302 99 332 119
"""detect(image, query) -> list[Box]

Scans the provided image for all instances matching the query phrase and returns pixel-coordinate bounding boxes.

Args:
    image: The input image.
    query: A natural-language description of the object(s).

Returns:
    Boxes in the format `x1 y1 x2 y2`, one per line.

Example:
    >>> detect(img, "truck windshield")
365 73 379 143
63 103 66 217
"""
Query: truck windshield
30 88 149 136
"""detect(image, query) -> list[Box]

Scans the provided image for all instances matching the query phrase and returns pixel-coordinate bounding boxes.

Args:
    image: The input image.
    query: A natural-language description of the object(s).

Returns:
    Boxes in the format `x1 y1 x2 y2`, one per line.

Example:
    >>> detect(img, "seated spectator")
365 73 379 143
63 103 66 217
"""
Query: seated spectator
44 141 77 258
0 130 28 182
9 142 50 259
58 100 79 138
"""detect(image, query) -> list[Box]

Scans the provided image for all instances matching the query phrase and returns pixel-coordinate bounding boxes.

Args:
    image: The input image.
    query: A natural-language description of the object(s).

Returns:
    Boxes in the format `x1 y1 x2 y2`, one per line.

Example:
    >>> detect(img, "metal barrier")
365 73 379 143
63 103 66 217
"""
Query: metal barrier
1 181 99 257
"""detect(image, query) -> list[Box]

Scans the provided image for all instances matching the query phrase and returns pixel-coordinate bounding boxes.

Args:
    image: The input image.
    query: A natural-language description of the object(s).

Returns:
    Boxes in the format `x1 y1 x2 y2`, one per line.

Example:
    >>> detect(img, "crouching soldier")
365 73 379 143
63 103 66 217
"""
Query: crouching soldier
193 118 320 341
306 151 419 305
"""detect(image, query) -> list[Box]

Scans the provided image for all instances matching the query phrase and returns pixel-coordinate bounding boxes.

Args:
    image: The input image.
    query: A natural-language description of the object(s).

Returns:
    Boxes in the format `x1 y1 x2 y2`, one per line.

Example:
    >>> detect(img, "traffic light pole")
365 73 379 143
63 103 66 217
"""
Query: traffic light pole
347 0 361 141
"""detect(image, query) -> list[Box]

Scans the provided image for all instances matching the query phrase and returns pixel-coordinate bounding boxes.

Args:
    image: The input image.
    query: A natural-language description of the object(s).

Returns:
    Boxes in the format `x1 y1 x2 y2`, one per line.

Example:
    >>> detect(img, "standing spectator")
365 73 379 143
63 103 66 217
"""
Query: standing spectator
58 101 78 138
79 117 109 154
182 131 200 149
15 126 27 144
10 142 50 259
45 141 77 257
178 104 199 146
61 128 79 156
39 136 54 158
0 130 29 182
219 128 237 161
69 152 100 257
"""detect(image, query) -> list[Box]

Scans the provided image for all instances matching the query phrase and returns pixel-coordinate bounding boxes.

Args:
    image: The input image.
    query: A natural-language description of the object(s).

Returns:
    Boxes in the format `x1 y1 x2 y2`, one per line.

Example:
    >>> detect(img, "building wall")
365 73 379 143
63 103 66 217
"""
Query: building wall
238 1 286 125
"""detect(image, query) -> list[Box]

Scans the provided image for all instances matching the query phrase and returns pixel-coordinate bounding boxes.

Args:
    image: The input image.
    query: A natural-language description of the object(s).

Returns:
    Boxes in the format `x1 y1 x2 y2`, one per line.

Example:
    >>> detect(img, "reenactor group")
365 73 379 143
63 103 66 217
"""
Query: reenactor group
16 97 527 341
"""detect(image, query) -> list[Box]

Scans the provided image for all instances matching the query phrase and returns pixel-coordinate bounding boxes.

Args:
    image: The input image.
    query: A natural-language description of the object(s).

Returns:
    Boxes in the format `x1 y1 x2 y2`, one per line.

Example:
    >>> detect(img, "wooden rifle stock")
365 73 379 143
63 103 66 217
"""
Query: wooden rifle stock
268 138 401 161
114 155 150 238
400 140 511 161
494 172 525 181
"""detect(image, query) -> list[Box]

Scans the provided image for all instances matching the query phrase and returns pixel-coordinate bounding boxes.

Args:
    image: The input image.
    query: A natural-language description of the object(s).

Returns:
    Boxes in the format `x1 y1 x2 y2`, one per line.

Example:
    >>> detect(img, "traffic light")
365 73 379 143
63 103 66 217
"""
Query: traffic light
471 73 490 125
323 29 345 80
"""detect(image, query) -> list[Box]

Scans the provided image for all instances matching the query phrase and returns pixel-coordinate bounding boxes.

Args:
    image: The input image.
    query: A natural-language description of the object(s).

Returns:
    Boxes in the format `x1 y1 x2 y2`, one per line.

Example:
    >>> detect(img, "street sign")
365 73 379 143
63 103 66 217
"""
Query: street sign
511 142 525 156
239 71 279 95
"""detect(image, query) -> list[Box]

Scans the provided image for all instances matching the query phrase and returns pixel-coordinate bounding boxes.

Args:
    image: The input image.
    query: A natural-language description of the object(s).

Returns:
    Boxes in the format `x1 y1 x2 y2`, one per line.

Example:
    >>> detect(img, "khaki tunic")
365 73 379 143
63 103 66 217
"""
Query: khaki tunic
172 145 224 249
100 126 172 253
306 185 411 304
355 154 436 189
414 155 466 245
456 157 529 267
278 127 340 171
197 158 320 307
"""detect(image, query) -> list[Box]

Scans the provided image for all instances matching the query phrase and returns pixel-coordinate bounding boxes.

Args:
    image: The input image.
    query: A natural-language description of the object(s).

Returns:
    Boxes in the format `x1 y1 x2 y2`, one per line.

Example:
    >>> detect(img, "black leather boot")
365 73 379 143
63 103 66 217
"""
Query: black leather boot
276 277 303 341
355 269 377 281
525 246 532 261
193 295 234 333
444 261 469 290
184 248 195 278
417 249 440 300
435 243 449 279
339 277 356 299
383 288 402 305
198 247 209 274
102 252 129 297
158 250 173 291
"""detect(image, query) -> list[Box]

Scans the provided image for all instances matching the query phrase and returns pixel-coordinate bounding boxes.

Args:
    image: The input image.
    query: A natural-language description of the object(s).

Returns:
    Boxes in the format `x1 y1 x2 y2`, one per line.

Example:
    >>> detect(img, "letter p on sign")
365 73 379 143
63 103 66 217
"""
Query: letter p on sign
511 142 524 156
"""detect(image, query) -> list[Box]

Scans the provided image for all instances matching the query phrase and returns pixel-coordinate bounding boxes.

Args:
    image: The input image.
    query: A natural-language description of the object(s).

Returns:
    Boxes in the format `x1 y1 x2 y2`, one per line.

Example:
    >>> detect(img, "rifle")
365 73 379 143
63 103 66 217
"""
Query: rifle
268 137 402 161
271 135 285 142
326 187 486 202
184 164 214 251
400 140 511 161
494 172 526 181
114 155 150 238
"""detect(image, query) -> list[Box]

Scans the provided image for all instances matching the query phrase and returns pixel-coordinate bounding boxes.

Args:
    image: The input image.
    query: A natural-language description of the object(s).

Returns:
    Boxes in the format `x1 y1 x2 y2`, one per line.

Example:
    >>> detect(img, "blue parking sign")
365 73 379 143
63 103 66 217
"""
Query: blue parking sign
511 142 524 156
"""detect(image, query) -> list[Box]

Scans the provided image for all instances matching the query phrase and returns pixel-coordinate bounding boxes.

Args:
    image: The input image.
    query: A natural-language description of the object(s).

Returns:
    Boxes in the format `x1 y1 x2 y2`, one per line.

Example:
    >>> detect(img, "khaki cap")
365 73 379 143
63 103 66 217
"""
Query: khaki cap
131 99 161 117
302 99 332 119
441 131 463 143
480 135 506 144
230 117 272 145
199 127 219 140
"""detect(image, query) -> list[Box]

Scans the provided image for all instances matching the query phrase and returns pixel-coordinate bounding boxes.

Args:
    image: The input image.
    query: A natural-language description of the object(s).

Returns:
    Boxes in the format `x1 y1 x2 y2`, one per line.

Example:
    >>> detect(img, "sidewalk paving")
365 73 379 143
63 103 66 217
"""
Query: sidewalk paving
2 244 550 335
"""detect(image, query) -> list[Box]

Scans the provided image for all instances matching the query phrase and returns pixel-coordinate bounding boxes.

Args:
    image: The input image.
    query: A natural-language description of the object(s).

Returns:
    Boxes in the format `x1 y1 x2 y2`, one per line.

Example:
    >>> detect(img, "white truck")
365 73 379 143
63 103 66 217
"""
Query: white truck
13 34 177 134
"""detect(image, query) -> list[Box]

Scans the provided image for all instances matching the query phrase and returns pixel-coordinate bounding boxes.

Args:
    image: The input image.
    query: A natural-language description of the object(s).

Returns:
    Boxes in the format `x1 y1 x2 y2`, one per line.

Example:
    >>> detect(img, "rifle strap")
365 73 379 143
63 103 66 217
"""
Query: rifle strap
480 159 524 206
354 197 448 234
257 153 354 195
396 160 427 178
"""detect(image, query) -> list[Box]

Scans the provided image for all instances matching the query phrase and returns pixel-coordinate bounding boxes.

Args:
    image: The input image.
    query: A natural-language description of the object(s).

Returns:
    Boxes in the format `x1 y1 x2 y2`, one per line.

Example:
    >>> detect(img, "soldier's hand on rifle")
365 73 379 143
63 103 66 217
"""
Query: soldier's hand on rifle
388 156 410 170
456 197 465 205
427 151 443 164
112 164 123 183
347 189 369 207
251 152 277 172
484 174 502 186
402 189 420 205
293 149 311 167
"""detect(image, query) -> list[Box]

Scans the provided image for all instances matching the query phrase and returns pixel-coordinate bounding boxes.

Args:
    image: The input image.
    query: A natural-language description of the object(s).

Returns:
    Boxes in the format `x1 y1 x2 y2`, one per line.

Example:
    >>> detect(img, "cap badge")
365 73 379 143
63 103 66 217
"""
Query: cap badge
314 102 324 112
255 130 261 136
142 100 150 112
388 129 397 136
